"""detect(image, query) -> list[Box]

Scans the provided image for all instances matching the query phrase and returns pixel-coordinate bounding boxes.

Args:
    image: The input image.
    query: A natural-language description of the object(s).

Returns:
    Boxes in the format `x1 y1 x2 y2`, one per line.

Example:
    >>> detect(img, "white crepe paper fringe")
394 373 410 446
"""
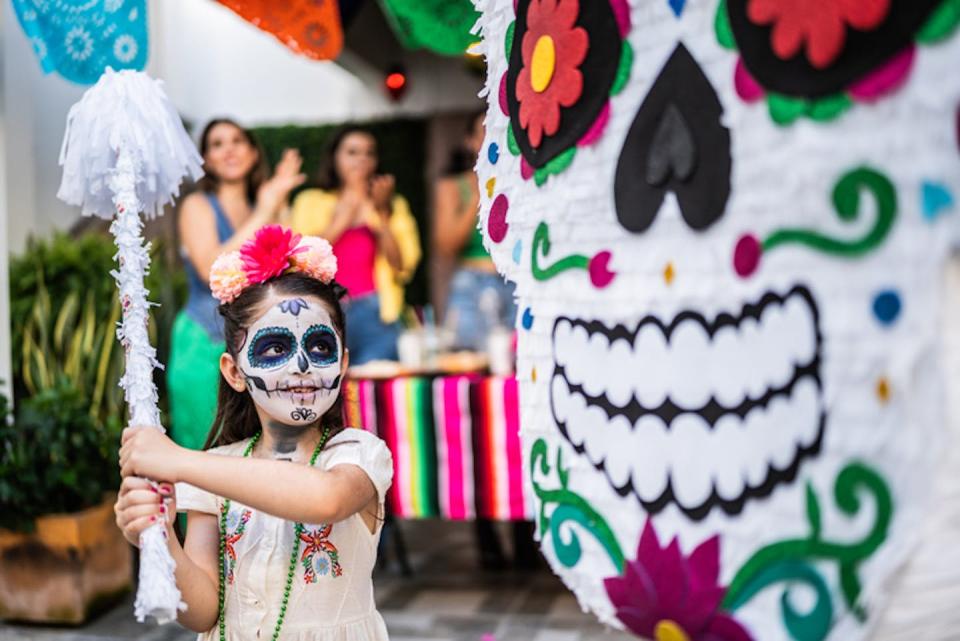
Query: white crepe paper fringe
58 68 203 219
57 69 200 624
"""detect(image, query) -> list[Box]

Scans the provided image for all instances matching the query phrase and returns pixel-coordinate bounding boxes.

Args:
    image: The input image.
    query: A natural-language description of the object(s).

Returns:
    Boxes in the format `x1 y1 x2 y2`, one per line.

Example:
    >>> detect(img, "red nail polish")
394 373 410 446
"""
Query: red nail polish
149 486 159 494
150 516 157 523
160 505 166 514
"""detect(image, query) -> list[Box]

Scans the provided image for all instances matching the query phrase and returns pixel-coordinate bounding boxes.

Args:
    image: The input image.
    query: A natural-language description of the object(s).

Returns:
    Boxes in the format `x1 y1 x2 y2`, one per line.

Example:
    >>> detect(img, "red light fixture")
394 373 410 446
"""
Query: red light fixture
385 65 408 102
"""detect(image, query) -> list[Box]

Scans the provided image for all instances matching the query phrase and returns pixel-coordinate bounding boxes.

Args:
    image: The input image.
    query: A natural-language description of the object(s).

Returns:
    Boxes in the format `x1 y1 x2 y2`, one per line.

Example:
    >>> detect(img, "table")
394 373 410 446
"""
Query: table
343 375 533 521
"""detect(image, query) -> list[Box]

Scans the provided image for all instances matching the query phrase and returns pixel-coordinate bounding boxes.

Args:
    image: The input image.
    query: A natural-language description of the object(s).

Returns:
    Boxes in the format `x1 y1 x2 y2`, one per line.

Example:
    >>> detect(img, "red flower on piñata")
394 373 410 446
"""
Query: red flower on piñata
516 0 588 148
747 0 891 69
240 225 305 284
603 521 754 641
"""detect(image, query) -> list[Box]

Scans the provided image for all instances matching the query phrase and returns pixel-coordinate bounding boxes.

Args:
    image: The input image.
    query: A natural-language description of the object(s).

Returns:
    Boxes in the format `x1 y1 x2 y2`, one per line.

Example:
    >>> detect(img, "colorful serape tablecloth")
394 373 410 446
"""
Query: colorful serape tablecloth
343 375 532 521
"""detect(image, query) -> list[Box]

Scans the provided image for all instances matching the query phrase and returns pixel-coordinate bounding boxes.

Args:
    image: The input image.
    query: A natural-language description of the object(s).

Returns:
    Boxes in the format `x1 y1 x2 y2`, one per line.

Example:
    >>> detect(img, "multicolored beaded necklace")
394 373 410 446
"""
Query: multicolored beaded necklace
217 425 331 641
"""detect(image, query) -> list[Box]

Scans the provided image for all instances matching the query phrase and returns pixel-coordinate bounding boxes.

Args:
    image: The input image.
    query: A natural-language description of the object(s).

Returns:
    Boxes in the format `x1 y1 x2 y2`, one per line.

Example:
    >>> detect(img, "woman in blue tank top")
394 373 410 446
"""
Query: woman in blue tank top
167 119 305 451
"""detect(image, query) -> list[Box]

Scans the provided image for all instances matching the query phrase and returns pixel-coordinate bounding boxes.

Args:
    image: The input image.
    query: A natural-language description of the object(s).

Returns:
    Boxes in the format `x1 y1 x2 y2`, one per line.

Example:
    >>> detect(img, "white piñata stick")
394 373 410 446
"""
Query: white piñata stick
108 148 179 622
58 68 203 624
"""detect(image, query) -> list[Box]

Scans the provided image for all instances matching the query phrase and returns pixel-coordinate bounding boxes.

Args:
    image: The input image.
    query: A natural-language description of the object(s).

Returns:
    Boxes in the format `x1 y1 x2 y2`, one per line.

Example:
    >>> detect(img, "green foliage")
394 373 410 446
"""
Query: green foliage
4 230 185 527
0 381 121 532
252 118 429 305
18 272 123 424
9 231 185 418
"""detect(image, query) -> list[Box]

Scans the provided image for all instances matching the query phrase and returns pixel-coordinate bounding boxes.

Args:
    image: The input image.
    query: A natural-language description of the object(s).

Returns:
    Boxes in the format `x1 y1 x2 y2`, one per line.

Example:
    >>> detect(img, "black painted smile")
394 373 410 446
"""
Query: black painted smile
550 284 826 521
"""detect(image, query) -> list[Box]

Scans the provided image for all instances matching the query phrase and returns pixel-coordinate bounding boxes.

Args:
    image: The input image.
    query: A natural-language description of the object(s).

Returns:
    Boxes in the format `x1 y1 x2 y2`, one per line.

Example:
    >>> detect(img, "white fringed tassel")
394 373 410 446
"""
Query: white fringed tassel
57 69 202 625
109 147 183 623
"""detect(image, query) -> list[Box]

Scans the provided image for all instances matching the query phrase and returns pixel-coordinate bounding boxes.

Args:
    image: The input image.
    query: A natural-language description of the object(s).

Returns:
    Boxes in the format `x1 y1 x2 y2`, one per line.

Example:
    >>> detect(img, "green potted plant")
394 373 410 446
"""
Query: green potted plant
0 231 184 624
0 382 129 624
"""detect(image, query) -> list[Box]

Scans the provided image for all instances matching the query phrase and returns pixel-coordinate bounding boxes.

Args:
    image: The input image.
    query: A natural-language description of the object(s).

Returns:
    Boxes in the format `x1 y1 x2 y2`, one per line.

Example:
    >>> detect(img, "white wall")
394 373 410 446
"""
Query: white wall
2 1 87 254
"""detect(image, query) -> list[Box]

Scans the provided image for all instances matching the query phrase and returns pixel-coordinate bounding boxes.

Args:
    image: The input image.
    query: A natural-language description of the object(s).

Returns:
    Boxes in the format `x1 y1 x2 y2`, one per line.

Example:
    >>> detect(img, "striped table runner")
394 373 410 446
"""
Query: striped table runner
342 375 531 521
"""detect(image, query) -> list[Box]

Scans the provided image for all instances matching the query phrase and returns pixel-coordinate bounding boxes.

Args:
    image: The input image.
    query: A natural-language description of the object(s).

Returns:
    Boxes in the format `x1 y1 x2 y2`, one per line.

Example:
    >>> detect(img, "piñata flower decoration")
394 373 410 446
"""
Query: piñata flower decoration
240 225 305 284
516 0 588 148
749 0 891 69
603 521 755 641
716 0 960 125
502 0 632 185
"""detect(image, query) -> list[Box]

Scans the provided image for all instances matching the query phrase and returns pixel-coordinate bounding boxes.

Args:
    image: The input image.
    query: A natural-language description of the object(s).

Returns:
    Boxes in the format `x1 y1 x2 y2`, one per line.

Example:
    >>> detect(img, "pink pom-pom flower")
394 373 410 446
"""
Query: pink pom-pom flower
209 251 250 304
210 225 340 304
240 225 305 285
290 236 338 284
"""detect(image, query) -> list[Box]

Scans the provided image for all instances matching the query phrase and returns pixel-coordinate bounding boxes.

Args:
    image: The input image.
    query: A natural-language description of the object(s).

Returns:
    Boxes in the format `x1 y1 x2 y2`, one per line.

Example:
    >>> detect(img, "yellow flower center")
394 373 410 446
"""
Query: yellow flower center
530 35 556 93
655 620 692 641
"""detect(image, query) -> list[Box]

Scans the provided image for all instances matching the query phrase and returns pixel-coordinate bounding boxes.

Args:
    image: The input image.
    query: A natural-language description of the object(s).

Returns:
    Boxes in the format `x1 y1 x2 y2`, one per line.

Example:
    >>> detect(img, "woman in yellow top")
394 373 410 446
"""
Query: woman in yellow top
291 126 421 364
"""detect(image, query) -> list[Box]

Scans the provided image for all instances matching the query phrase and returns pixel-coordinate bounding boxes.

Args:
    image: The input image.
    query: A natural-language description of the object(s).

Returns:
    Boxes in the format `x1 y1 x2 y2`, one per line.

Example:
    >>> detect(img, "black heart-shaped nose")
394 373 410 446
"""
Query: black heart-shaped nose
615 43 732 233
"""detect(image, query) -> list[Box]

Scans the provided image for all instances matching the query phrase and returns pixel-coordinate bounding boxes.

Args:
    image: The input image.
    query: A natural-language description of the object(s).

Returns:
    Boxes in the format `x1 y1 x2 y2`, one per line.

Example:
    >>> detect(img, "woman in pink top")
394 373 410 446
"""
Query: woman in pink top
291 127 421 364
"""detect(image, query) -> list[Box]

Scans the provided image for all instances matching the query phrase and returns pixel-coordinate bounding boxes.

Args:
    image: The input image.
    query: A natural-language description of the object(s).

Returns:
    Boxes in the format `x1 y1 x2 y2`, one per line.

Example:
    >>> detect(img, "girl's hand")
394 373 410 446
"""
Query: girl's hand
120 427 187 482
257 149 306 215
114 476 176 547
370 174 395 214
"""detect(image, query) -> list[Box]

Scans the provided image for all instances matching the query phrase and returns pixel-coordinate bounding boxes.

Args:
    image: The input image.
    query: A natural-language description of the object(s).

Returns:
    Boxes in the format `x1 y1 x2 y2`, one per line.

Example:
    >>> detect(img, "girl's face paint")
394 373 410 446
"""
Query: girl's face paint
237 296 343 426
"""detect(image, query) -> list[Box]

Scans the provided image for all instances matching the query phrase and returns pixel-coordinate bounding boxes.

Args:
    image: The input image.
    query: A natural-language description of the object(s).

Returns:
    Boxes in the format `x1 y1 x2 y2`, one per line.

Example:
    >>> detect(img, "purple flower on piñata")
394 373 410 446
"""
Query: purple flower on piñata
603 521 754 641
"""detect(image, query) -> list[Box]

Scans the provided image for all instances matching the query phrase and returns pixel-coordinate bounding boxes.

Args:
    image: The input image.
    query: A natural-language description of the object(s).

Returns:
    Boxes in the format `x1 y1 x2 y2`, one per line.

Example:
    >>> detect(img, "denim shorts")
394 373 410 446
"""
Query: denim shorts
343 293 400 365
447 268 517 351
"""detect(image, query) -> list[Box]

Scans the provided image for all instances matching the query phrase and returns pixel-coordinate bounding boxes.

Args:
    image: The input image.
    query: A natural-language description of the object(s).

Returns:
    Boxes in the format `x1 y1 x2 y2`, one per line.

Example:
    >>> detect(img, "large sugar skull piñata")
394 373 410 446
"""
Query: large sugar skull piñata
474 1 960 639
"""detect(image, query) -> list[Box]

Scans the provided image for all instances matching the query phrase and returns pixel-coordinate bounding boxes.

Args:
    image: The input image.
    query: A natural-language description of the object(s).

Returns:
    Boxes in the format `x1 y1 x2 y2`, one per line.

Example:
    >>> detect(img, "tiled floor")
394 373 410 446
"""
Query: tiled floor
0 520 635 641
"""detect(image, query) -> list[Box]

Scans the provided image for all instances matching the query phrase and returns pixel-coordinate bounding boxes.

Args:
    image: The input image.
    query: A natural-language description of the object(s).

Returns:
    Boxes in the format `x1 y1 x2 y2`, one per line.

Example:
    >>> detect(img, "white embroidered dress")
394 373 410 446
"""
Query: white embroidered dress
176 428 393 641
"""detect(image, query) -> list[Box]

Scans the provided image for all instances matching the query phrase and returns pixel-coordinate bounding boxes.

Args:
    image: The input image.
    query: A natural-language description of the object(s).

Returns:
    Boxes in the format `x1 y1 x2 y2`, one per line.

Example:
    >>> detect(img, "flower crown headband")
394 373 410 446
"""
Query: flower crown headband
209 225 338 304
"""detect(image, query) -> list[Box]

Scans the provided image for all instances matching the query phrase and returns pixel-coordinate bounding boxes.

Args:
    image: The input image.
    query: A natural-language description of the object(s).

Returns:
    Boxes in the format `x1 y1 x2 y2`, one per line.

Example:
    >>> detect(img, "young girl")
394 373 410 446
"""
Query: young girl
114 225 393 641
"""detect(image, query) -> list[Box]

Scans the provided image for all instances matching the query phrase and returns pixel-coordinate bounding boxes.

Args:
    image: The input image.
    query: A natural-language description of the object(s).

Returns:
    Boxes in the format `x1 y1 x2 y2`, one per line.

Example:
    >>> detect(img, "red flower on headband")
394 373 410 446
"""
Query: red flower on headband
240 225 305 284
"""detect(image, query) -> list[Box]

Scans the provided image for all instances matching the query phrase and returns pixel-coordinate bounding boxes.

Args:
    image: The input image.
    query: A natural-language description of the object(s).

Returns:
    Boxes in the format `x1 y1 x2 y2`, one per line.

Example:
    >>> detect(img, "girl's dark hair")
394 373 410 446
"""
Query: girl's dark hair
315 125 378 191
196 118 269 204
203 272 349 450
443 110 485 177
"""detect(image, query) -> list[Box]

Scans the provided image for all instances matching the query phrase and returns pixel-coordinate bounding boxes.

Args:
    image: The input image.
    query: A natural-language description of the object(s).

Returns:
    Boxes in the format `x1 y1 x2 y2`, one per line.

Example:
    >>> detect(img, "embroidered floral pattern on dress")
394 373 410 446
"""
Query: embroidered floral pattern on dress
222 508 253 585
300 523 343 582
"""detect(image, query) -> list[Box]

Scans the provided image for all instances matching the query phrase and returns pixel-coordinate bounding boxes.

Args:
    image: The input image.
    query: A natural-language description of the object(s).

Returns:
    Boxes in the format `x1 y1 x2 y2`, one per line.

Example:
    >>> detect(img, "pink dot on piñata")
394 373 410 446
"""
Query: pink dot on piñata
520 157 534 180
734 59 764 102
499 73 509 116
733 233 761 277
489 194 509 243
589 251 616 288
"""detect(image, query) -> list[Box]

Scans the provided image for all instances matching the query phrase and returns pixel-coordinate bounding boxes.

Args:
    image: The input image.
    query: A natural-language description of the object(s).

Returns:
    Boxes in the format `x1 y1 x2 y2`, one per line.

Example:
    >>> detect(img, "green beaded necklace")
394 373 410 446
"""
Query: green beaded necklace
217 425 331 641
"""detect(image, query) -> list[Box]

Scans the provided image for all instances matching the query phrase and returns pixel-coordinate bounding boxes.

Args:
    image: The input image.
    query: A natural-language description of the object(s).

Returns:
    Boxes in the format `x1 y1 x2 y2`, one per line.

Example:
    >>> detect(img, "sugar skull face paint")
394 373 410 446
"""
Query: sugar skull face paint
475 0 960 639
238 297 342 426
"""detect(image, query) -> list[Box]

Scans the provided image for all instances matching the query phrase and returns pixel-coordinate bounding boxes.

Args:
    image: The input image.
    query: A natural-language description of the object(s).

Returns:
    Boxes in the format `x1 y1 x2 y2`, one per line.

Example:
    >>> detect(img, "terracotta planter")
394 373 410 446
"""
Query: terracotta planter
0 493 132 624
